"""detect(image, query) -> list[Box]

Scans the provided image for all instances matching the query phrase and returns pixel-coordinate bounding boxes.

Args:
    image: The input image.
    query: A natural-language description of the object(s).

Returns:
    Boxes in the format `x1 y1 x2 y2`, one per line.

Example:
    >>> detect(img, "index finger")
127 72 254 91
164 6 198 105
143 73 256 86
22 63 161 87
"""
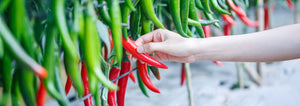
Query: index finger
135 29 165 46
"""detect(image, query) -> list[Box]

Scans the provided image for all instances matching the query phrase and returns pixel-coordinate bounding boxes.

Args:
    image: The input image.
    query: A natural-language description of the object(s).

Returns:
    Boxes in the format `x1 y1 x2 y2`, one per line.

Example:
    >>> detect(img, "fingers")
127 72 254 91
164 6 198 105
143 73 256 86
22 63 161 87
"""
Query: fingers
137 42 164 54
135 29 165 46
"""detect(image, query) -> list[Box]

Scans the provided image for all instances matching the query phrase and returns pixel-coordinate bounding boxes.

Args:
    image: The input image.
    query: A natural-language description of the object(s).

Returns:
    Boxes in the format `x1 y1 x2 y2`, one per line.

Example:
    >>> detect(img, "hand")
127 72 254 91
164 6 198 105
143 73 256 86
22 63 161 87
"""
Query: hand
135 29 197 63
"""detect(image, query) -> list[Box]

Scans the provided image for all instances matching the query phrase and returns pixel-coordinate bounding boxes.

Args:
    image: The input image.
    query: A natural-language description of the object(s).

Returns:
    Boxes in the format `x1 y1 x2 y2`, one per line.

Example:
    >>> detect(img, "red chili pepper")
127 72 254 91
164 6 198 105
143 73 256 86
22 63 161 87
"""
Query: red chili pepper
221 14 236 25
81 62 92 106
286 0 294 10
238 14 259 27
65 75 72 95
117 56 131 106
37 80 46 106
107 66 121 106
137 60 160 93
129 72 136 83
264 7 269 30
122 37 168 69
104 44 108 61
180 63 186 86
224 22 231 36
227 0 246 17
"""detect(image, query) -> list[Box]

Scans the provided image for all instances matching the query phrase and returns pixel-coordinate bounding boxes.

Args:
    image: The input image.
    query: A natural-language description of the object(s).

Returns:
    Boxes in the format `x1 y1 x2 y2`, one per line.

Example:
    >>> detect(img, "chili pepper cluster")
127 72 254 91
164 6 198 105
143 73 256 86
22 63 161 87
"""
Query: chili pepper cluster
0 0 295 106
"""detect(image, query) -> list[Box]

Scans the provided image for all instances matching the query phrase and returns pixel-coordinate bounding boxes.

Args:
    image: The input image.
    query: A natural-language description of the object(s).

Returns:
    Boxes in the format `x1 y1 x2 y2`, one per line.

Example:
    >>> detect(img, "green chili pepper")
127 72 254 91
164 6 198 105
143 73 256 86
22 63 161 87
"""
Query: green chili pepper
210 0 231 14
11 71 22 106
180 0 190 33
54 55 69 105
217 0 229 10
125 0 136 11
53 0 84 97
141 14 152 34
43 17 69 106
83 2 117 90
195 0 204 10
0 36 3 58
170 0 190 38
107 0 123 66
149 66 161 80
141 0 165 29
0 0 11 13
203 11 221 28
189 0 205 38
130 6 141 40
0 53 12 106
137 70 149 97
203 0 213 14
187 18 220 26
121 4 131 40
98 0 111 25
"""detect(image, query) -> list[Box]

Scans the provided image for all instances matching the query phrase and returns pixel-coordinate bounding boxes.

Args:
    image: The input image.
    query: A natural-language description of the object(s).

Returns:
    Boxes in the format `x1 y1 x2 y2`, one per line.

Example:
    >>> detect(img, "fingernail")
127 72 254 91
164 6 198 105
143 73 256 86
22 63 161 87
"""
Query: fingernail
137 46 144 53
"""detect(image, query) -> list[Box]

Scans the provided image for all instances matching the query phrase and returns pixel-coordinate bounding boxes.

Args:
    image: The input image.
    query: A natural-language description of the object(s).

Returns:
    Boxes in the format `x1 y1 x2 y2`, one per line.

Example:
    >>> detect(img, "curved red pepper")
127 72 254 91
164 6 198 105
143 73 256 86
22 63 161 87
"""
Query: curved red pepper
117 58 131 106
109 29 114 52
180 63 186 86
238 15 258 27
213 61 223 66
122 37 168 69
108 66 121 106
138 61 160 93
224 22 231 36
65 75 72 95
129 72 136 83
286 0 294 10
37 80 46 106
81 62 92 106
264 7 269 30
222 14 236 25
227 0 246 17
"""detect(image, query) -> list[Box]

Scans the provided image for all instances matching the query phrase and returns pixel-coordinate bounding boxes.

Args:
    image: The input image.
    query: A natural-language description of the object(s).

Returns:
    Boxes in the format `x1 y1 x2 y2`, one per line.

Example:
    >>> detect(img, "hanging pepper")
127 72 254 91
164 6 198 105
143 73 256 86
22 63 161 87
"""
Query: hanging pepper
170 0 190 38
210 0 231 14
195 0 204 10
125 0 136 11
286 0 294 10
137 70 149 97
130 6 141 40
222 14 236 25
117 55 131 106
107 66 121 106
138 60 161 93
180 63 186 86
141 0 165 29
203 0 213 13
0 53 12 106
189 0 205 38
122 37 168 69
238 14 259 27
180 0 190 33
264 7 269 30
121 3 132 39
65 75 72 95
227 0 246 17
37 80 46 106
129 72 136 83
107 0 123 65
81 62 92 106
53 0 83 96
83 2 117 90
11 71 22 106
0 17 47 78
0 0 11 13
98 0 111 24
149 66 161 80
223 22 231 36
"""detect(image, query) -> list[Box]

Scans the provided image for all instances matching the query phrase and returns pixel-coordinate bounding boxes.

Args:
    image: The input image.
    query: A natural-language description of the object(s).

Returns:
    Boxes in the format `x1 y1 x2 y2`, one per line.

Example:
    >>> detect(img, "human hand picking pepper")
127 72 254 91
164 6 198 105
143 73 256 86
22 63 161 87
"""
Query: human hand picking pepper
135 24 300 63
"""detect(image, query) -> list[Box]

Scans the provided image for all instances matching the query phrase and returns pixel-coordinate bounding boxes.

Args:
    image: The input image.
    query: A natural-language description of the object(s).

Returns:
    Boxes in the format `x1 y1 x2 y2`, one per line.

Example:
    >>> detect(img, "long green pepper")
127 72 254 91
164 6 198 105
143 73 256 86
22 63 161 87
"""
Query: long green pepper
170 0 190 38
210 0 231 14
180 0 190 33
53 0 84 97
84 2 117 90
107 0 123 66
137 70 149 97
141 0 165 29
189 0 205 38
98 0 112 25
129 6 141 40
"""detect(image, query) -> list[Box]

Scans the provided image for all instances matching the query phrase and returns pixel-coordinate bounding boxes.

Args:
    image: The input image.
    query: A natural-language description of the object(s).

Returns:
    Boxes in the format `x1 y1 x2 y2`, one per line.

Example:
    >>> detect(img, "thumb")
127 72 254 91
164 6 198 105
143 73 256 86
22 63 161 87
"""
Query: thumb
137 42 164 54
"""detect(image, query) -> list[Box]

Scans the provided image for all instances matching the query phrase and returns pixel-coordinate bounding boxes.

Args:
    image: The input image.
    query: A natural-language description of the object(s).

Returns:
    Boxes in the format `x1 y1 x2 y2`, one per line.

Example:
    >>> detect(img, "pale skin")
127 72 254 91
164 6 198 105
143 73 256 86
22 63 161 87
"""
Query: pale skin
135 24 300 63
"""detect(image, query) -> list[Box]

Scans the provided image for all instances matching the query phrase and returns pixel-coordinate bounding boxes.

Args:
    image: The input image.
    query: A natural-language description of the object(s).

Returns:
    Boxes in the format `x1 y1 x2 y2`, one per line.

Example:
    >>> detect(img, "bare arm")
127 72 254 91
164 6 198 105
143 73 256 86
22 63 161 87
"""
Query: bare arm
135 24 300 63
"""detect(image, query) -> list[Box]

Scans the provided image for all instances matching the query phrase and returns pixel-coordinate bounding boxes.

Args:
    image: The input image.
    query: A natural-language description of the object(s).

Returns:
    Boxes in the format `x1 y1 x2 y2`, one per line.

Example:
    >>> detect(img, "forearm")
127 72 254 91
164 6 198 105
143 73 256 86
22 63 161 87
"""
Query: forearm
191 24 300 62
